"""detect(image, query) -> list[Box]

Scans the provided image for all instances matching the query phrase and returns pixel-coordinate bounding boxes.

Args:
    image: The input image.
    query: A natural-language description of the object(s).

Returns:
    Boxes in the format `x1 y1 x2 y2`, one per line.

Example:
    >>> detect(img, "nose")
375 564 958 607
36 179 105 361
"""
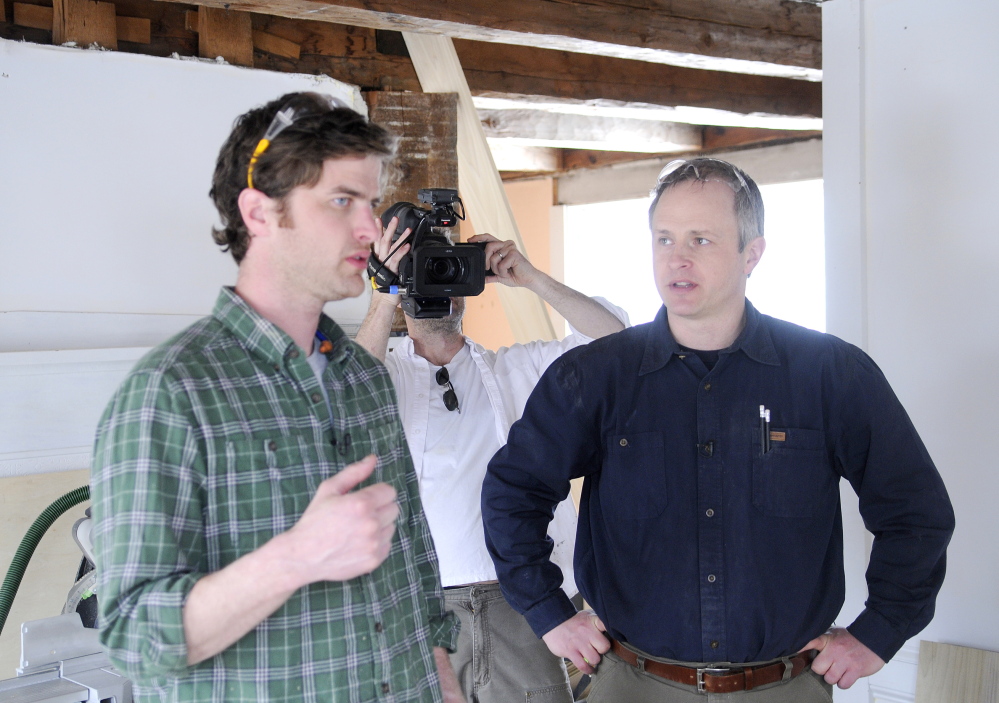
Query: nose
667 246 691 270
353 207 379 244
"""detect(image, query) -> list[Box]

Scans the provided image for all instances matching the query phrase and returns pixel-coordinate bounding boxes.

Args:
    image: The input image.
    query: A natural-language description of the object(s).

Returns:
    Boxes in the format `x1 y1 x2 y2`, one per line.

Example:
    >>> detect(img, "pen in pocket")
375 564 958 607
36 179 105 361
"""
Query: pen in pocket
759 405 767 454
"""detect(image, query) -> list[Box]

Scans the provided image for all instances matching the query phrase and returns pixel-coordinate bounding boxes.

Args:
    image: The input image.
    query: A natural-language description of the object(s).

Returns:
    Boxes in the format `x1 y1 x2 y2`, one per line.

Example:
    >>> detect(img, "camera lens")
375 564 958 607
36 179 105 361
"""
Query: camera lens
424 256 467 285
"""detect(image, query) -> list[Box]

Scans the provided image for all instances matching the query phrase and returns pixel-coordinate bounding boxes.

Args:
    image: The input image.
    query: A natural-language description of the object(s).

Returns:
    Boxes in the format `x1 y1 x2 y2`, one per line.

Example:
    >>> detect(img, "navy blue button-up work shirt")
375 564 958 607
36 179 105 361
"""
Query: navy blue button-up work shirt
482 302 954 664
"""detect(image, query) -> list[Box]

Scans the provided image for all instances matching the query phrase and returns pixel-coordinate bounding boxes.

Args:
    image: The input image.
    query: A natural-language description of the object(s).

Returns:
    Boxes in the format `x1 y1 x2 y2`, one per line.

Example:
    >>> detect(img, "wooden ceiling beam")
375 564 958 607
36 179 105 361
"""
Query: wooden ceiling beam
478 109 702 153
3 0 820 117
472 94 822 132
557 129 823 174
454 40 821 118
488 143 561 174
702 125 823 150
153 0 820 78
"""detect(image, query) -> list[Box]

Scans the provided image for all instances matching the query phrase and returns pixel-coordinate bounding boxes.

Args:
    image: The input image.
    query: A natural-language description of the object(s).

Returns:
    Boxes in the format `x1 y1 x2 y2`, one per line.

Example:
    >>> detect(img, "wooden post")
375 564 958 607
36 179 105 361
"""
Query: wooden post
52 0 118 49
366 91 460 335
402 31 555 343
366 91 459 209
197 7 253 67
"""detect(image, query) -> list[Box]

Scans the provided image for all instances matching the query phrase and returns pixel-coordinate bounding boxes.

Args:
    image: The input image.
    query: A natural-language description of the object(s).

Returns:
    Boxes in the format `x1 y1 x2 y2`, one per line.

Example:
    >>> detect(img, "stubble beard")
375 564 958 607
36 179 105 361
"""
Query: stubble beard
411 298 465 337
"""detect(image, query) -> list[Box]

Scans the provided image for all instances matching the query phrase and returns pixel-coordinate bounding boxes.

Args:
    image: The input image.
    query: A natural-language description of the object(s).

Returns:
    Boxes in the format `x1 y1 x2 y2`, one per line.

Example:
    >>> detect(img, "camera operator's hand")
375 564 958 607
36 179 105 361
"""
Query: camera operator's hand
371 216 411 282
356 217 411 362
469 233 539 289
469 233 627 341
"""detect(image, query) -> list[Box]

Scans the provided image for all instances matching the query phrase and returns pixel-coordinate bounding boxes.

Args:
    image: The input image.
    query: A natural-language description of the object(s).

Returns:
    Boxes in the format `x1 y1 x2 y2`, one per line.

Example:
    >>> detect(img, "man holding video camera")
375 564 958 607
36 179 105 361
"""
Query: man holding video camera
355 211 628 703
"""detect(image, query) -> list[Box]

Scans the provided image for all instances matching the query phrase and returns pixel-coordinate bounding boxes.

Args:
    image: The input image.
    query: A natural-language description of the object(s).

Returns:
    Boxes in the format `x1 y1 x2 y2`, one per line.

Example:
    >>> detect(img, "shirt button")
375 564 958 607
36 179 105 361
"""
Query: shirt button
711 640 719 649
417 394 424 399
619 438 628 447
381 683 390 694
268 440 277 452
375 621 383 633
707 574 717 583
704 382 711 391
289 349 300 359
311 392 322 403
705 508 715 517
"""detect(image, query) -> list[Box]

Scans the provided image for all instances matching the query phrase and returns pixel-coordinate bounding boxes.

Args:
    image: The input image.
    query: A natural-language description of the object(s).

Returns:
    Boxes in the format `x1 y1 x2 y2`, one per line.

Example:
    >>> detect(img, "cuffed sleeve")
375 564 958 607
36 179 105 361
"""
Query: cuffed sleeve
834 350 955 662
91 368 206 682
483 352 599 637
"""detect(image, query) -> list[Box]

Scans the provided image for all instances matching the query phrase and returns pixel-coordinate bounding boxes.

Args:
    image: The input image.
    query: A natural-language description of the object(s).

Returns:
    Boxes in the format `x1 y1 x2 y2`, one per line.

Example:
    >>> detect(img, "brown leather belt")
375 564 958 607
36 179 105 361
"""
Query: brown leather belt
610 640 816 694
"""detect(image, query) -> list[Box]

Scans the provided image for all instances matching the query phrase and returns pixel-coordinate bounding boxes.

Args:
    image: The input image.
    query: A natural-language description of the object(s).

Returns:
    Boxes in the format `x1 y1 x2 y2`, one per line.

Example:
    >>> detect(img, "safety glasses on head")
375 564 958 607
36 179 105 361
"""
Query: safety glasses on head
246 94 353 189
653 158 749 196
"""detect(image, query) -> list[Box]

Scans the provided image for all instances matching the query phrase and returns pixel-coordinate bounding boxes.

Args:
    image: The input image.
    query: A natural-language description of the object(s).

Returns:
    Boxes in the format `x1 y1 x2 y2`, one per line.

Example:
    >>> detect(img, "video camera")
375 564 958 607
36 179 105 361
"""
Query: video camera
368 188 490 319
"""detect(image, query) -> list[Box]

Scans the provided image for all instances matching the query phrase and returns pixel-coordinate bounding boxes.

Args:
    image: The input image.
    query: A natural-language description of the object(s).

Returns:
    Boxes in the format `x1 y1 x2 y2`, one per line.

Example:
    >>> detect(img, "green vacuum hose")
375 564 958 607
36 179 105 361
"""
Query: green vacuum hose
0 485 91 636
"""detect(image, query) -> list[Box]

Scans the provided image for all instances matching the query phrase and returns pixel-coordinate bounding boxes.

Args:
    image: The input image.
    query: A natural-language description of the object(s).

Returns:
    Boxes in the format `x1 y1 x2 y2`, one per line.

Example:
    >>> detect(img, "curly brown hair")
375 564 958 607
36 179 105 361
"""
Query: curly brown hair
210 92 397 263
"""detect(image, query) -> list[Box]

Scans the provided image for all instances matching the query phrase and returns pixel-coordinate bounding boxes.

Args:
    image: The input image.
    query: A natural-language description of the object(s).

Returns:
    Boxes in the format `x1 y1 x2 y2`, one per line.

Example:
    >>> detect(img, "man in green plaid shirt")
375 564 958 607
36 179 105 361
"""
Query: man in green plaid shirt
90 92 462 702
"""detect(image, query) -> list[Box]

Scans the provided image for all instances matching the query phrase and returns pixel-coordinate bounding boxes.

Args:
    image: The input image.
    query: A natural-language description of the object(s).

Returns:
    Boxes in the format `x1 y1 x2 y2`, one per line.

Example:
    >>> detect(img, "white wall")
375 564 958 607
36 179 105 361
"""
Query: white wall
0 40 373 478
0 39 371 353
823 0 999 700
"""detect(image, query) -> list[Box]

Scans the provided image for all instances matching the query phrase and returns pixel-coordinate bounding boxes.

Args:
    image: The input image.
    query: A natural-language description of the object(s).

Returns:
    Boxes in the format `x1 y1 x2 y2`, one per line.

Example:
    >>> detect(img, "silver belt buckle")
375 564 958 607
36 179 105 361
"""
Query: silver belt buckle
696 666 732 693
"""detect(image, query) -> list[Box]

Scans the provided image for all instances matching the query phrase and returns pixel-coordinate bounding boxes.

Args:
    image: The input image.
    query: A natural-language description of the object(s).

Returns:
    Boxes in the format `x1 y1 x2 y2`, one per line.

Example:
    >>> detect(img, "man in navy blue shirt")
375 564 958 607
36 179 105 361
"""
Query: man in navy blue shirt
481 158 954 701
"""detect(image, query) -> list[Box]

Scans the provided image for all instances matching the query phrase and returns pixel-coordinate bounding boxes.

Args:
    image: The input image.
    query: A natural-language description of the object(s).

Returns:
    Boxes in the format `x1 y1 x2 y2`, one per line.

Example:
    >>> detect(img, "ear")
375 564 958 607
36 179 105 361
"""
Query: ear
743 236 766 277
237 188 276 240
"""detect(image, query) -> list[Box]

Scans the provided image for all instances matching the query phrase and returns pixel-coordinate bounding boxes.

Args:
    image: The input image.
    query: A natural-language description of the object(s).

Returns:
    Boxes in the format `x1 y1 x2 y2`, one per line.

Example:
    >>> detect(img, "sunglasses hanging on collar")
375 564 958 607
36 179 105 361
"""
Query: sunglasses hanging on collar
435 367 460 413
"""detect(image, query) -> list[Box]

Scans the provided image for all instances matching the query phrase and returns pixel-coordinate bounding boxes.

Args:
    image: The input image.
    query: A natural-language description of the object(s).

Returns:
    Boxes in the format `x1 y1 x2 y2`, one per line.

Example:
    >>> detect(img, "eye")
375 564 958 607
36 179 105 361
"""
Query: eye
695 237 710 245
657 236 673 246
331 196 351 208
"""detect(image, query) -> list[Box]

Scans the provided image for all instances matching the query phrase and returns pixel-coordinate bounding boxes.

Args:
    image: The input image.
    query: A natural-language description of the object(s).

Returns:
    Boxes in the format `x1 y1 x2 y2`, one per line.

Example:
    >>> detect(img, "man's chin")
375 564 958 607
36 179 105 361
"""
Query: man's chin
413 309 463 335
324 277 366 304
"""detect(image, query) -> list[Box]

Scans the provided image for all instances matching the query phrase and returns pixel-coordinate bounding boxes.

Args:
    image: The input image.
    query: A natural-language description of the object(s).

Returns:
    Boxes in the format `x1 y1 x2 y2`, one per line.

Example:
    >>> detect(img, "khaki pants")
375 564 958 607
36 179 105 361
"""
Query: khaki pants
587 647 833 703
444 583 573 703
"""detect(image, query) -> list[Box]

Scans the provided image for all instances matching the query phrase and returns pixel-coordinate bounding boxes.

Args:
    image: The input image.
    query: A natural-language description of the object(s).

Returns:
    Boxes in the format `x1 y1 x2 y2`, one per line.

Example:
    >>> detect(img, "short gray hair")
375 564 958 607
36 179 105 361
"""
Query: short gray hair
648 158 764 252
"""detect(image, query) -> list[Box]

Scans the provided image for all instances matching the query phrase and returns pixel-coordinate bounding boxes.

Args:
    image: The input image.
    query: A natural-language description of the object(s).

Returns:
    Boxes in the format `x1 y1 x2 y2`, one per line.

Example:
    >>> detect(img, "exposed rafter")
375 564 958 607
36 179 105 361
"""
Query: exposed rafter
479 109 701 153
472 95 823 131
129 0 822 80
453 40 821 118
1 0 825 179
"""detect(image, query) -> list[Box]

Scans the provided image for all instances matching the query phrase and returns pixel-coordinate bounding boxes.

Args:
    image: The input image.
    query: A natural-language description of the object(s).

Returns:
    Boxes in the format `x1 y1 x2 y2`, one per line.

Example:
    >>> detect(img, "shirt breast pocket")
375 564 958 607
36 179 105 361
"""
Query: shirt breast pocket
207 434 326 567
601 431 667 520
752 427 835 519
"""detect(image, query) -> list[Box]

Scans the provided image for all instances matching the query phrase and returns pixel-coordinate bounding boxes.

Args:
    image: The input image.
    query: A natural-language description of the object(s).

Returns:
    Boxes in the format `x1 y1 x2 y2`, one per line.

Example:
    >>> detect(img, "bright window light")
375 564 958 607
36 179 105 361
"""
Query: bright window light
563 196 661 326
562 179 825 332
748 180 825 332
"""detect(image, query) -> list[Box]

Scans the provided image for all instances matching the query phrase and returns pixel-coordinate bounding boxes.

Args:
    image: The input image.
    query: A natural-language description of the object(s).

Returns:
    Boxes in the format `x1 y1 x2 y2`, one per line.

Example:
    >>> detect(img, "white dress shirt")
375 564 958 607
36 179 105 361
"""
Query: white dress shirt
384 298 629 593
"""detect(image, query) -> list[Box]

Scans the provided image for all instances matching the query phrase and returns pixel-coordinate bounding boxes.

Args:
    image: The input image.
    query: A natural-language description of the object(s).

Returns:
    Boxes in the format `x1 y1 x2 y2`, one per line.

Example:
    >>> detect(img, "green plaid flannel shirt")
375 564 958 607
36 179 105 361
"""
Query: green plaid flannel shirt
91 288 458 703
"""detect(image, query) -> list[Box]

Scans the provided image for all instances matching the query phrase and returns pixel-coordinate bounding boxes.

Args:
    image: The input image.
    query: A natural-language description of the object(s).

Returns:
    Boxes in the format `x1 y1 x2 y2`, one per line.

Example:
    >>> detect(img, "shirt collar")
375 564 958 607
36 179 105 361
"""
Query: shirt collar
391 334 481 362
639 300 779 376
212 287 353 367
